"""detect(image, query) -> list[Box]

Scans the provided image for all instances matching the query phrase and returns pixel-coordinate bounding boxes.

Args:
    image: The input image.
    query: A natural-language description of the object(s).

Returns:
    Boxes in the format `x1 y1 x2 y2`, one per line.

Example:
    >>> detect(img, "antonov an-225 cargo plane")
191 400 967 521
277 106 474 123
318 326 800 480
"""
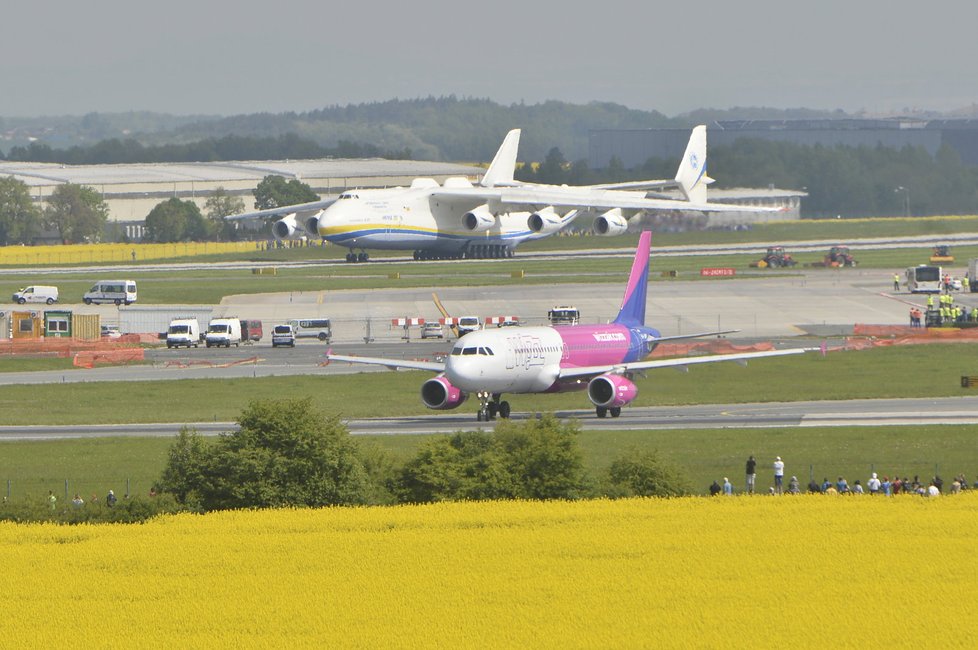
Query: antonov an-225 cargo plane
234 126 778 262
326 232 808 421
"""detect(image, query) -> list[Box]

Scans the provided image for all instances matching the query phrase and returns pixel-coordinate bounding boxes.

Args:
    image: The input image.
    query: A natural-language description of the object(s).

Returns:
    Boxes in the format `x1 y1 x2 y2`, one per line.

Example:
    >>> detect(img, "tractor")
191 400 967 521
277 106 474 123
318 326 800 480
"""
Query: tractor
930 245 954 263
752 246 797 268
825 245 857 267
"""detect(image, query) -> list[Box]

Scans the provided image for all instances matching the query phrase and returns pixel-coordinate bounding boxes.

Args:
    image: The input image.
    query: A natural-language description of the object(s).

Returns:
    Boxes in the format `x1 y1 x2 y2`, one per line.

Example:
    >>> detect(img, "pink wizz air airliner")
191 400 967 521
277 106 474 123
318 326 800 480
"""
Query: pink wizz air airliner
326 232 808 420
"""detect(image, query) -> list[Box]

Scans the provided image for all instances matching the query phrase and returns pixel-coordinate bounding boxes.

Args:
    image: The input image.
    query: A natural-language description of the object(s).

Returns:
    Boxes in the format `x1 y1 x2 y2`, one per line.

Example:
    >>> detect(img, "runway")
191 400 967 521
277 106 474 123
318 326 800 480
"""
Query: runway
1 396 975 440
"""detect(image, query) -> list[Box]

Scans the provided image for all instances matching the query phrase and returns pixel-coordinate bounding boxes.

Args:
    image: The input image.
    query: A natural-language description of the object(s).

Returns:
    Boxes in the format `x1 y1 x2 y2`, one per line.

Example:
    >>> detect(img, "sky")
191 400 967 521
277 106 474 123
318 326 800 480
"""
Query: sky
2 0 976 118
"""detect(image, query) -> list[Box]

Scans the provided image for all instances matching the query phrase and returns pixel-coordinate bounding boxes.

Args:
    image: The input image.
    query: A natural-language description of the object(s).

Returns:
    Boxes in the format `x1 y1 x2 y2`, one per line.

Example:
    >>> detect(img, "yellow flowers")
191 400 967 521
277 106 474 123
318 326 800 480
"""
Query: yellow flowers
0 241 255 265
1 495 976 647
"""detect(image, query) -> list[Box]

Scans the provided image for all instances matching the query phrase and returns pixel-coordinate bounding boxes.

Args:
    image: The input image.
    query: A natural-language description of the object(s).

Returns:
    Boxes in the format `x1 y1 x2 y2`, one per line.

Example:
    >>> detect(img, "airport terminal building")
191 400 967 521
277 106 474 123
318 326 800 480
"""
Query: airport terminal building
0 159 481 241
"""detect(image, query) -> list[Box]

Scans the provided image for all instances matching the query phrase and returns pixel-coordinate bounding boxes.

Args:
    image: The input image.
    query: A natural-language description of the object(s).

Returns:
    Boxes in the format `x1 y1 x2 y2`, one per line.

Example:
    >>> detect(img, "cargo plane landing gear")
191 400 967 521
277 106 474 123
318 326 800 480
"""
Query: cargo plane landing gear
476 392 511 421
345 250 370 263
465 244 514 259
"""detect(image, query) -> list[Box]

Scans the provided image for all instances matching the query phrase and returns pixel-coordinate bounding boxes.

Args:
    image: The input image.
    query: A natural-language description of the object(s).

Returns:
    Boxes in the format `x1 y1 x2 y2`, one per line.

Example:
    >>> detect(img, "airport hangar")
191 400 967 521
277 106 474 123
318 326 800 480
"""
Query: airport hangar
0 157 804 242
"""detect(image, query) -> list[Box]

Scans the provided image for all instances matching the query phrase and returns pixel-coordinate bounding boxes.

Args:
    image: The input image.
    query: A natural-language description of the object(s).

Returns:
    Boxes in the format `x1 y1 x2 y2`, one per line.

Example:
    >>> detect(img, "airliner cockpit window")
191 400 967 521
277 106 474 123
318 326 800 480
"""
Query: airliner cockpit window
451 347 463 355
462 347 477 355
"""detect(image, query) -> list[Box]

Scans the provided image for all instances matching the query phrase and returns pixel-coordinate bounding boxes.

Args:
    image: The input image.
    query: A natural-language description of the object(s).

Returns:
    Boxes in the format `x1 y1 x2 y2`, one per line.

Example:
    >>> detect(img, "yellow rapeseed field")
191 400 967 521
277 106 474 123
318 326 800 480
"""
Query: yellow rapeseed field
0 241 255 266
2 495 977 648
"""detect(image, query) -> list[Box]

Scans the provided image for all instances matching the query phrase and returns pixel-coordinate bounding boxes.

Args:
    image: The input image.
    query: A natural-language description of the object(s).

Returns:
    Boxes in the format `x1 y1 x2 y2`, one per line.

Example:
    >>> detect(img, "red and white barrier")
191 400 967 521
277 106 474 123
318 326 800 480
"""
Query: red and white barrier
392 318 425 327
485 316 519 325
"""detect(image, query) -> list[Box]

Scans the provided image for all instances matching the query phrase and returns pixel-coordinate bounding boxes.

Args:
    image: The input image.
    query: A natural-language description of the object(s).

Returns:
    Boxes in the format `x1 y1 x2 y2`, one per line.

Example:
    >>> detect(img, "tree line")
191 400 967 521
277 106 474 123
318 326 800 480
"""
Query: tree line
3 137 978 244
0 398 691 523
0 174 321 245
516 140 978 218
2 134 412 166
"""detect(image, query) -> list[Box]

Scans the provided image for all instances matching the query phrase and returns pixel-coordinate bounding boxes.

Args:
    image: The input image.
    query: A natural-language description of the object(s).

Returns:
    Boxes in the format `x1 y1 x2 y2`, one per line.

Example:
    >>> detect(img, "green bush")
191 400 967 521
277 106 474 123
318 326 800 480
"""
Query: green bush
158 398 373 510
606 448 692 498
398 415 590 502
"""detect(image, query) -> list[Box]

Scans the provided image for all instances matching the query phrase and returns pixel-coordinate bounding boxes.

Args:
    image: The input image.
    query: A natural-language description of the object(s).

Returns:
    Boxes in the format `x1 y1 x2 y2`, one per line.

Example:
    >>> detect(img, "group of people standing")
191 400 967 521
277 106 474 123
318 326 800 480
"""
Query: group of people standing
711 456 961 497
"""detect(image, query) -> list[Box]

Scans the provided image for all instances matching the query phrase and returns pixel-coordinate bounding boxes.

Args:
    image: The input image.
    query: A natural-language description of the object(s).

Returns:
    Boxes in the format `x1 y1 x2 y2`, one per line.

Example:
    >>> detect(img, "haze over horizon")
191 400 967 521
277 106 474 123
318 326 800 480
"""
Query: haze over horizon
2 0 975 118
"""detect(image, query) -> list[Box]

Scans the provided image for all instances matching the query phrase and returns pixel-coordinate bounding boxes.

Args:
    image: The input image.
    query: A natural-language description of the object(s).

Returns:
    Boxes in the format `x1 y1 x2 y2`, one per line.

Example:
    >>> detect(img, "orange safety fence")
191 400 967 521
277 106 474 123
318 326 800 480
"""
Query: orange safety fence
163 356 261 369
0 337 143 357
853 324 978 338
650 340 775 358
73 349 146 368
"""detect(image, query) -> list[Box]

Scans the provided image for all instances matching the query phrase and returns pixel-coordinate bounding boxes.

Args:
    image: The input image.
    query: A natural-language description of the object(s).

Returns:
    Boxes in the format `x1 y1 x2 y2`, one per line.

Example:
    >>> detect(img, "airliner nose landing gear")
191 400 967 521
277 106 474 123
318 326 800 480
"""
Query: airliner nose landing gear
476 392 511 421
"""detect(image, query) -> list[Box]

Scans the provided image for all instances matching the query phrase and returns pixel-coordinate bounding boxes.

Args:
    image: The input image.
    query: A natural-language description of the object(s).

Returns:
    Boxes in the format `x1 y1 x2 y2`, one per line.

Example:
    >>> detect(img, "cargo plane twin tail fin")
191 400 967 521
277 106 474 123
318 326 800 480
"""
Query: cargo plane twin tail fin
674 125 715 203
480 129 521 188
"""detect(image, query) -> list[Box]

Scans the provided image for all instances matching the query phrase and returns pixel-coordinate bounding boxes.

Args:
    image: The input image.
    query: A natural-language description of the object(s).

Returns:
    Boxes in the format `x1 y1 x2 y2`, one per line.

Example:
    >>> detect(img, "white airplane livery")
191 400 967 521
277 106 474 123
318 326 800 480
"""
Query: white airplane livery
326 231 809 420
232 126 776 262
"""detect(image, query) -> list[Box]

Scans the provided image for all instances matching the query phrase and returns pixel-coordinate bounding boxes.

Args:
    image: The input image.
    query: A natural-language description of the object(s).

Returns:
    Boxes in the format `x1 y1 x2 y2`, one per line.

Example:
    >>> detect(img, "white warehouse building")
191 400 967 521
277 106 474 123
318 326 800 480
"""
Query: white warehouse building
0 158 482 241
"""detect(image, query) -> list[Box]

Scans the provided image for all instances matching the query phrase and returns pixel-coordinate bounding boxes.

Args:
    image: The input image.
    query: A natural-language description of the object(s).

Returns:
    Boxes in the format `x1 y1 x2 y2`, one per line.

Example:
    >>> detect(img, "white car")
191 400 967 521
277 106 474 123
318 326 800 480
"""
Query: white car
420 323 444 339
100 325 122 339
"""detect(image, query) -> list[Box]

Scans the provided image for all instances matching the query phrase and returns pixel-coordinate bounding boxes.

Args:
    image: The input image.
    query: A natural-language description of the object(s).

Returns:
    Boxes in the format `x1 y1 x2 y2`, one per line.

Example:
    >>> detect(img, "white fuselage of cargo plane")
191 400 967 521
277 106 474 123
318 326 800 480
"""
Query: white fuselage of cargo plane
317 183 538 254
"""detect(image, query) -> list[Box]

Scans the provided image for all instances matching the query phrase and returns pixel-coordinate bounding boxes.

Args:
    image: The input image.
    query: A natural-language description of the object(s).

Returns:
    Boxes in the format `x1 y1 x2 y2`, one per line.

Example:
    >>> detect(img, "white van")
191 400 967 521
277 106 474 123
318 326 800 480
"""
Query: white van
457 315 482 336
205 318 242 347
12 285 58 305
288 318 332 342
83 280 137 306
167 318 200 348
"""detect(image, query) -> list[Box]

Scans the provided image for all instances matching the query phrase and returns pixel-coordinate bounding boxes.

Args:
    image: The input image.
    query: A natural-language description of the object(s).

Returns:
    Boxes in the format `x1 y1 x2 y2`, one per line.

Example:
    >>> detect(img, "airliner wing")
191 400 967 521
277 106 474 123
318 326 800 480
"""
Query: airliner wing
557 347 809 380
224 198 338 222
325 352 445 373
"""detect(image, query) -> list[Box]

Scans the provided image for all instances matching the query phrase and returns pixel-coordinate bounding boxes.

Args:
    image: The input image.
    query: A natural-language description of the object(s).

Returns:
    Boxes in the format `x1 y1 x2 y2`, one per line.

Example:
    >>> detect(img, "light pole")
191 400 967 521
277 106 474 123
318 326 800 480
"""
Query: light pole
895 186 910 217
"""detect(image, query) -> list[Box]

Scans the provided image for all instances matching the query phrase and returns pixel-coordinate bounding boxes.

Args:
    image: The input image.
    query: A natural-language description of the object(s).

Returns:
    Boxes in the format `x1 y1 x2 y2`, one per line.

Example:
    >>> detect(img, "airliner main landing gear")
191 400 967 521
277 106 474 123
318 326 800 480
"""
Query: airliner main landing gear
345 251 369 263
595 406 622 418
476 392 511 421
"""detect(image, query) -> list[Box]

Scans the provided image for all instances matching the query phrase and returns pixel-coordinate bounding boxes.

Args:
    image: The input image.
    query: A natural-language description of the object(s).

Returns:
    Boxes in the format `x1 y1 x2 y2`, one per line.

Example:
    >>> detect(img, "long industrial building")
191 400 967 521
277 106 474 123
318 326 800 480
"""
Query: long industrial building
0 159 481 240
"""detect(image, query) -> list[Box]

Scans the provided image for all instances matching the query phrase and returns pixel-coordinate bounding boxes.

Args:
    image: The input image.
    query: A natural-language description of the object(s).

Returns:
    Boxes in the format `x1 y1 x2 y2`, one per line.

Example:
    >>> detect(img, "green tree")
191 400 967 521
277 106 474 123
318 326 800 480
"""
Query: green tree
606 448 691 498
158 398 370 511
535 147 569 185
204 187 246 240
44 183 109 243
157 426 210 507
397 415 588 503
493 415 589 500
398 431 512 502
253 175 319 210
0 176 40 245
144 197 211 242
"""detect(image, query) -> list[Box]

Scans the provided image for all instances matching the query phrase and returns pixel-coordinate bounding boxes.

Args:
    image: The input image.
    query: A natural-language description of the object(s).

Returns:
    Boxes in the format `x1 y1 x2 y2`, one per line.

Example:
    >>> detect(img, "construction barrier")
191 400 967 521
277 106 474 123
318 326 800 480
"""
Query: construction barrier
73 349 145 369
650 340 775 358
0 337 144 358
